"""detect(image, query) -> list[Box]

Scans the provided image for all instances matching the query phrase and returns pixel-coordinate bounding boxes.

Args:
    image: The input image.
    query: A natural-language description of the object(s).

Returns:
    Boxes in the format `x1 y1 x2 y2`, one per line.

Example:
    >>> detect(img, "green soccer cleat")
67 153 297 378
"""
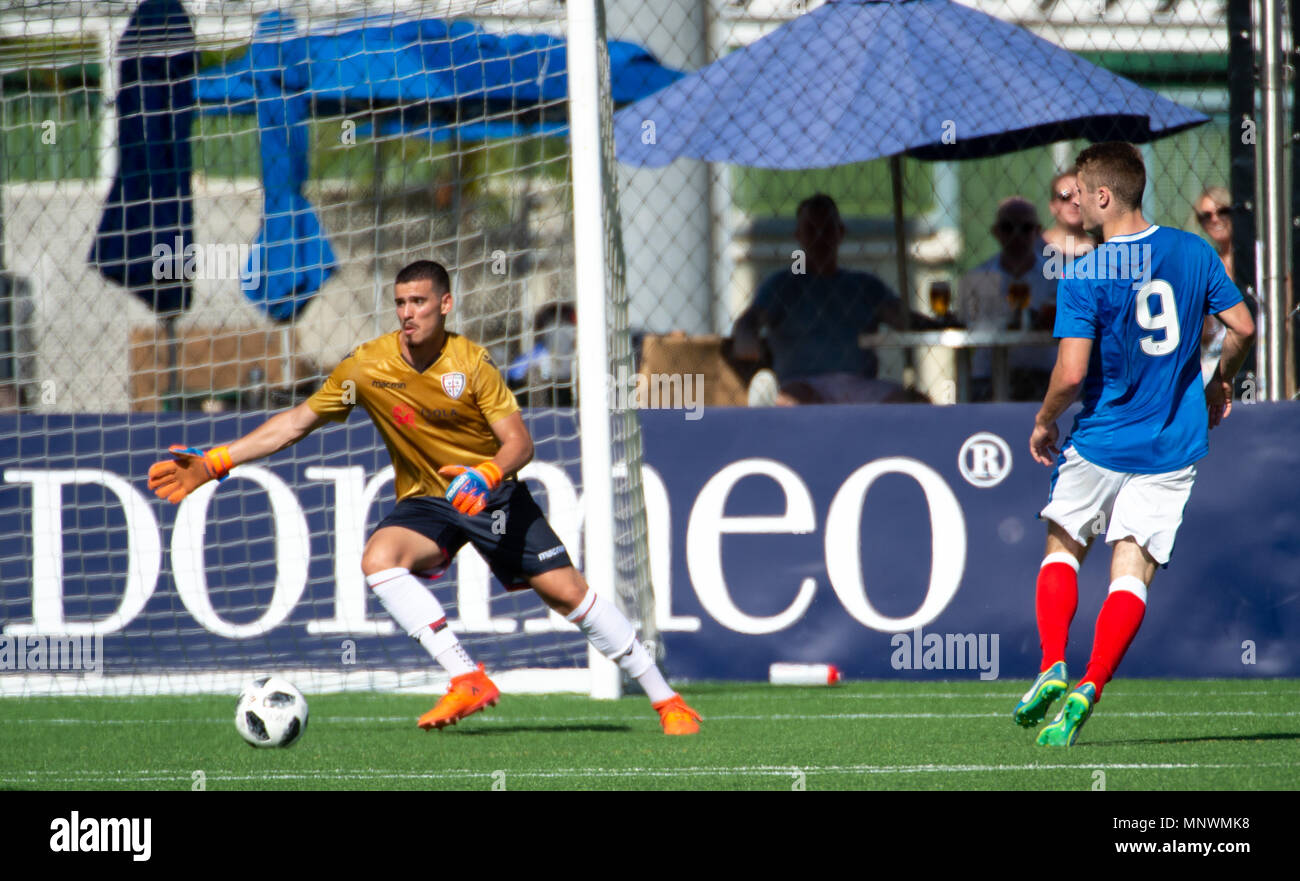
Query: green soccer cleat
1036 682 1097 747
1013 661 1069 728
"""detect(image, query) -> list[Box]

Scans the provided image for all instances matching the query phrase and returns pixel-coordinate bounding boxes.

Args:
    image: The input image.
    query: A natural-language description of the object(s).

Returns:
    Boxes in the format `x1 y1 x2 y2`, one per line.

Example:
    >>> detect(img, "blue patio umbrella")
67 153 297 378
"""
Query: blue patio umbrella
614 0 1206 169
89 0 196 315
612 0 1208 306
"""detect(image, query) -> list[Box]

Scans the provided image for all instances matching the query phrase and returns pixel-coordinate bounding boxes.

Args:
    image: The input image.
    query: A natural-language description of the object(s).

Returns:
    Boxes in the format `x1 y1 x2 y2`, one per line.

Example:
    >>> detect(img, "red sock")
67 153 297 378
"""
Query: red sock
1036 553 1079 671
1081 578 1148 699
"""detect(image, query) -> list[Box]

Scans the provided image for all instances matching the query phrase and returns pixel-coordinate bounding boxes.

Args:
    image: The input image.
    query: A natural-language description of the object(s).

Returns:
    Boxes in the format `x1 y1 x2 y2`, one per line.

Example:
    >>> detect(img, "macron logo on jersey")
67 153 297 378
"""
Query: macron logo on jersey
441 373 466 399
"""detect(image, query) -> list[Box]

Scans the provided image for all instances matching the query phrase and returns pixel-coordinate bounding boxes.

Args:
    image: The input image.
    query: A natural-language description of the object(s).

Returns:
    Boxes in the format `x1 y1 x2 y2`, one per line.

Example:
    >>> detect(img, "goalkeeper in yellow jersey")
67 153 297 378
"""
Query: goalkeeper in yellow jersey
147 260 700 735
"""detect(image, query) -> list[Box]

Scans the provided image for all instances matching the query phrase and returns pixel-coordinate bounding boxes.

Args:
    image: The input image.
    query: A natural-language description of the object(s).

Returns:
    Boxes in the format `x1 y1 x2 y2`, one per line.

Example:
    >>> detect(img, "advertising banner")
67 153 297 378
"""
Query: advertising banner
2 403 1296 682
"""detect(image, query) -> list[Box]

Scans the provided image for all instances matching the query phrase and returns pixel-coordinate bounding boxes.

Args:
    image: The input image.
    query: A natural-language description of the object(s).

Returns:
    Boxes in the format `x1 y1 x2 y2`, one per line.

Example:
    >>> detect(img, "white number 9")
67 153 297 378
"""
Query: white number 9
1135 279 1180 356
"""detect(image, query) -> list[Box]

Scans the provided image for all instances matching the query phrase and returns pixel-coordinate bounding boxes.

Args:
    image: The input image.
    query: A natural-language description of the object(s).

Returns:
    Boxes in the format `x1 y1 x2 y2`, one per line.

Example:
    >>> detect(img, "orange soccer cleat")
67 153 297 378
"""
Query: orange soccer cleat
653 694 701 736
418 664 500 731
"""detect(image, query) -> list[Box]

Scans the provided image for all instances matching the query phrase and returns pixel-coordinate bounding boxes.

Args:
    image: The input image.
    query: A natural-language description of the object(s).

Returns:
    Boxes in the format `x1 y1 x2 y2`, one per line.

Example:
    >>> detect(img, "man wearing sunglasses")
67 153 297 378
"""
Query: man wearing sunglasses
957 197 1059 401
1042 167 1096 261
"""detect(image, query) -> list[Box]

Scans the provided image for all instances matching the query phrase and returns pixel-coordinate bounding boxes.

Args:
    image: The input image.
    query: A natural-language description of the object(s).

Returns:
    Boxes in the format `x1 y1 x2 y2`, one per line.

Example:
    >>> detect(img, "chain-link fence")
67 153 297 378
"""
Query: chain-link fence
1 1 592 416
607 0 1291 407
0 0 1291 695
0 1 1288 413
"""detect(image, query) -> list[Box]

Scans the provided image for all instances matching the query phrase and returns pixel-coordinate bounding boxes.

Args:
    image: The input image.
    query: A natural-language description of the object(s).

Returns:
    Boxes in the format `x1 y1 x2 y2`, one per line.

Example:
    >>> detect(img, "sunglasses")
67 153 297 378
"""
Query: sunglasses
996 221 1037 235
1054 189 1075 202
1197 206 1232 223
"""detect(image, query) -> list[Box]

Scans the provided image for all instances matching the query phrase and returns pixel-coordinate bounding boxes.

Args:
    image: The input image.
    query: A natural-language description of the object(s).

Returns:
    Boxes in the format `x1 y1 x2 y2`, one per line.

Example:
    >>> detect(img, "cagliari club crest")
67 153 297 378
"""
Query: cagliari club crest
441 372 467 399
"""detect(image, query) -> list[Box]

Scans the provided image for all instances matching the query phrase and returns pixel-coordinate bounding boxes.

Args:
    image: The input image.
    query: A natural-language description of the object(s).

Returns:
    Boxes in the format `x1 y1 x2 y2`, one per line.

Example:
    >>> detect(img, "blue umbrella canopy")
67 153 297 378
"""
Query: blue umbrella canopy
614 0 1207 169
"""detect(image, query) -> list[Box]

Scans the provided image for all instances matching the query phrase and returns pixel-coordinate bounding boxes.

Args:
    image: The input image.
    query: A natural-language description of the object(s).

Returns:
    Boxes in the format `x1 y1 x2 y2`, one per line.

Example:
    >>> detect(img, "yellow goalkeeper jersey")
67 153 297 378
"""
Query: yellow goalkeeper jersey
306 331 520 500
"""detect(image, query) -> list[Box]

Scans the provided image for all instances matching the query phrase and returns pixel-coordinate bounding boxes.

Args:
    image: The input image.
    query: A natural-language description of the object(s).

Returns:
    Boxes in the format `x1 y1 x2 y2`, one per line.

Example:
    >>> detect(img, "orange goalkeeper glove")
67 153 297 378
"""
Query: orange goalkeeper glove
147 445 234 504
437 461 502 516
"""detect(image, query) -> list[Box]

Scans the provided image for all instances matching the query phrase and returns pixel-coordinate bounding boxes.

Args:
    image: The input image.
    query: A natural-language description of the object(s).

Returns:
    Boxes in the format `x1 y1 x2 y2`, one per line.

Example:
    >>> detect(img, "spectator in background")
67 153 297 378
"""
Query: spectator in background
1192 185 1234 384
731 193 942 404
958 196 1058 401
1041 166 1096 260
507 303 575 406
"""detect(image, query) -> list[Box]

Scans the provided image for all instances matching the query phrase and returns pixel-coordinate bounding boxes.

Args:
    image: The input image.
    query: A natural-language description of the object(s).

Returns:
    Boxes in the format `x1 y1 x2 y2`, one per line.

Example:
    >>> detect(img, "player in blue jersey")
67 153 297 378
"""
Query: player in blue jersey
1013 142 1256 746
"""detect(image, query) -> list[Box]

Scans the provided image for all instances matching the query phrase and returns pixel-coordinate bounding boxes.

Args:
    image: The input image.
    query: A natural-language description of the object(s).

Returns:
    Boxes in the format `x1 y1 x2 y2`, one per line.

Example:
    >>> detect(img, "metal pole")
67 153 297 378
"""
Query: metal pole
98 24 117 184
1289 0 1300 397
1258 0 1290 399
890 156 911 330
371 133 386 338
1228 0 1258 394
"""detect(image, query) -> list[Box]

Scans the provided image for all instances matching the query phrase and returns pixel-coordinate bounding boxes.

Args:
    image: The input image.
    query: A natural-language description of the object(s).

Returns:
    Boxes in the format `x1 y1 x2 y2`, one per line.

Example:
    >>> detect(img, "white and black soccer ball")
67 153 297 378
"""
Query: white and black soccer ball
235 677 309 748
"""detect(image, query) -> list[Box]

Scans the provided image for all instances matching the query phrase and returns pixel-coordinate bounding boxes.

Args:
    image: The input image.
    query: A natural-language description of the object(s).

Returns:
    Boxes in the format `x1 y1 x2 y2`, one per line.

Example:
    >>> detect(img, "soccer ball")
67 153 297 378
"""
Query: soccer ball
235 677 309 748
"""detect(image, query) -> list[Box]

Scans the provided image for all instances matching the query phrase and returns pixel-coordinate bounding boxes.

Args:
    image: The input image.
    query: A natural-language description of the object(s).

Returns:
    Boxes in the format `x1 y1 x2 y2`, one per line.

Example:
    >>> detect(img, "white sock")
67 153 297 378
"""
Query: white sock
367 567 476 676
618 640 675 704
412 572 477 676
1041 551 1080 572
1108 574 1148 604
566 589 676 704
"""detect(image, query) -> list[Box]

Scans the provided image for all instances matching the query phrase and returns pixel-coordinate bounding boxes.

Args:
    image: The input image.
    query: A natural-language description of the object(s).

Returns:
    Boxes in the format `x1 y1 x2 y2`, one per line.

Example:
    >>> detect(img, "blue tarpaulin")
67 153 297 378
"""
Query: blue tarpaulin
193 14 680 321
197 17 680 122
241 12 335 323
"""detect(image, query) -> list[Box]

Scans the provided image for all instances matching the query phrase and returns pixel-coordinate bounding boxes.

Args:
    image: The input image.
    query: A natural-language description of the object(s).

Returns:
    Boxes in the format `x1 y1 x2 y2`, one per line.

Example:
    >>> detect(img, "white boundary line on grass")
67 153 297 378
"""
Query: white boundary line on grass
1 762 1294 784
0 668 590 697
708 690 1295 699
4 710 1300 724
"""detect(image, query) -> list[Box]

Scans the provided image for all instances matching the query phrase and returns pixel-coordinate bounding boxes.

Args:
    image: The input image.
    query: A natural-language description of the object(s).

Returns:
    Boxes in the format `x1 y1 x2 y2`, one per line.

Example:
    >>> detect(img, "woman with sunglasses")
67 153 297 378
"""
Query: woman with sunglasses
1193 186 1234 383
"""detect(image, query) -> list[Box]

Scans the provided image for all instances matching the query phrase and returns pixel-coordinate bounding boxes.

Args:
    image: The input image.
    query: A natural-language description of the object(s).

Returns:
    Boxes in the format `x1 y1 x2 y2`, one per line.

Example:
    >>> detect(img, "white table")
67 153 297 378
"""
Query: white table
858 328 1057 402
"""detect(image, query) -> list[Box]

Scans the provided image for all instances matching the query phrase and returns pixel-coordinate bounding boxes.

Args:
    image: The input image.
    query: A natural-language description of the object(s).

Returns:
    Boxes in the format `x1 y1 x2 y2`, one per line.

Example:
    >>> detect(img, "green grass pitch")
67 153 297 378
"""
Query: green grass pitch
3 679 1297 791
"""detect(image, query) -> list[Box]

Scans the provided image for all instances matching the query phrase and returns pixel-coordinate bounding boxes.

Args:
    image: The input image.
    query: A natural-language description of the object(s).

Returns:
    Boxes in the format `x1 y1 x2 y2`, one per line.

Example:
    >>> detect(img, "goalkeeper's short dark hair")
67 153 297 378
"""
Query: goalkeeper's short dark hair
395 260 451 293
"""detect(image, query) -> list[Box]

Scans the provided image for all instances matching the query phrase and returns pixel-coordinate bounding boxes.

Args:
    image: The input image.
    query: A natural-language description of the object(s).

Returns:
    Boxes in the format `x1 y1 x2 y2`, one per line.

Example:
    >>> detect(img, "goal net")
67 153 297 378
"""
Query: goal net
0 0 656 697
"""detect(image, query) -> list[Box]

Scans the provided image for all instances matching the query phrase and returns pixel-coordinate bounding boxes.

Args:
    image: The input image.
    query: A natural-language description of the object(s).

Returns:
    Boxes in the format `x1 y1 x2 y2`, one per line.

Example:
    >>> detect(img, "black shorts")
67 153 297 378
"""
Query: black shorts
374 481 573 590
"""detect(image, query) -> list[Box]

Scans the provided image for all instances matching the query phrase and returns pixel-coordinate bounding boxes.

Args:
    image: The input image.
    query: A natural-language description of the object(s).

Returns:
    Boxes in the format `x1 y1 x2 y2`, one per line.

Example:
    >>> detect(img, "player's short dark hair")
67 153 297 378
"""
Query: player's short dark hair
1075 143 1145 209
395 260 451 293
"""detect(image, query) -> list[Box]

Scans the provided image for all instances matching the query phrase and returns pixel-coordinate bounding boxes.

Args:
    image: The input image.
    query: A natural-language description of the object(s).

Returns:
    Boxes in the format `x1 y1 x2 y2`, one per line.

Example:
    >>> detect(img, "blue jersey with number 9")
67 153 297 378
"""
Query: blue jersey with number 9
1053 225 1242 473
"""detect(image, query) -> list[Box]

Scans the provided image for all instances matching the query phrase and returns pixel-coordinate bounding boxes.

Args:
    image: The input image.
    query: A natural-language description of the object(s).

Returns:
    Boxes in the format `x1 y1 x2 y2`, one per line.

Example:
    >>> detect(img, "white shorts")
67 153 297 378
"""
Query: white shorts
1039 445 1197 565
